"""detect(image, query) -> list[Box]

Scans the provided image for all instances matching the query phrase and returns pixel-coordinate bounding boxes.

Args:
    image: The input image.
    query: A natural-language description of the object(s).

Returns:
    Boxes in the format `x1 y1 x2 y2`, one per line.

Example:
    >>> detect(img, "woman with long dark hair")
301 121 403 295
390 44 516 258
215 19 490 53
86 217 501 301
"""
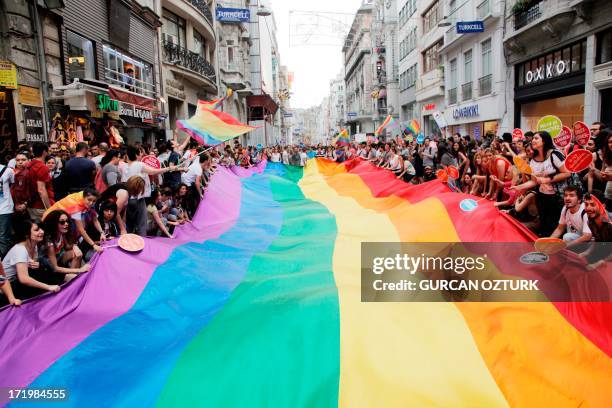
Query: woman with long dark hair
513 131 571 236
42 210 90 281
1 219 61 303
589 130 612 212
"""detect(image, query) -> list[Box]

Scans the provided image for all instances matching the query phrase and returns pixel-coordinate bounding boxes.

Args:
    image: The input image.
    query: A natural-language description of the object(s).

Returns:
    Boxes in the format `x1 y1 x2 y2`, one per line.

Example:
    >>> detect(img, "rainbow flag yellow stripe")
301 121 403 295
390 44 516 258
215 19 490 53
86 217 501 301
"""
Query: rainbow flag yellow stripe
3 159 610 407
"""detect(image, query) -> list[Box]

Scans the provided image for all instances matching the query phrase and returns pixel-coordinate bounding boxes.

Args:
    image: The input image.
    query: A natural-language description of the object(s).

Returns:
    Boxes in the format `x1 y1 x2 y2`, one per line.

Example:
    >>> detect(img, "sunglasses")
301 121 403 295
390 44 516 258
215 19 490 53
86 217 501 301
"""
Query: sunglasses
58 219 69 225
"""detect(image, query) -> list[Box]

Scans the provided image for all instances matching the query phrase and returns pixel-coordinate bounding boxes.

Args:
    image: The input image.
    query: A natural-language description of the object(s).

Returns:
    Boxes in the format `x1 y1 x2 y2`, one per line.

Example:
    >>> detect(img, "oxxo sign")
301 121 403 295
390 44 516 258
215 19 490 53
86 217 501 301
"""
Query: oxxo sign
526 60 568 84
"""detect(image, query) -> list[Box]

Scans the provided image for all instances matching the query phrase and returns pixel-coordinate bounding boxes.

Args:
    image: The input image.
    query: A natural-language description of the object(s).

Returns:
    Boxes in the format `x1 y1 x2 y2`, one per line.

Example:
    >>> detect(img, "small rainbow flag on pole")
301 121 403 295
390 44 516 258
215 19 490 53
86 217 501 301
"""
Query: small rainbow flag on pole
405 119 421 137
375 115 398 136
176 99 255 146
334 129 350 146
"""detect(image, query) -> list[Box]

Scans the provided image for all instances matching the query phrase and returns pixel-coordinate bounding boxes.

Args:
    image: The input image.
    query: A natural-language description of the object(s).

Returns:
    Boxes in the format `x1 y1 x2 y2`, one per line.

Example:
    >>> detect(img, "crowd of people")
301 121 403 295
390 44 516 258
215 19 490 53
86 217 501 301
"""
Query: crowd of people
1 121 610 307
264 123 611 265
0 134 271 307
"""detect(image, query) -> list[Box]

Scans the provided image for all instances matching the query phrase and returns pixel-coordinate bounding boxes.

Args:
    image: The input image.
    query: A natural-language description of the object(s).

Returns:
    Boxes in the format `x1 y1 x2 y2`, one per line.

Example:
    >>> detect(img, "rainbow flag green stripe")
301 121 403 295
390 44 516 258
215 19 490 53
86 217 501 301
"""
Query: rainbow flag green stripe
157 165 340 407
1 159 611 408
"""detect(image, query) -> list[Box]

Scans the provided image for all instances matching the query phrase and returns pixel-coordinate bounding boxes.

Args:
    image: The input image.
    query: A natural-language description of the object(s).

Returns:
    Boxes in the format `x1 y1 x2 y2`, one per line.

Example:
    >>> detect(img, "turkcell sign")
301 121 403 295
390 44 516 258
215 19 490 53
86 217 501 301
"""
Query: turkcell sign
216 7 250 23
456 21 484 33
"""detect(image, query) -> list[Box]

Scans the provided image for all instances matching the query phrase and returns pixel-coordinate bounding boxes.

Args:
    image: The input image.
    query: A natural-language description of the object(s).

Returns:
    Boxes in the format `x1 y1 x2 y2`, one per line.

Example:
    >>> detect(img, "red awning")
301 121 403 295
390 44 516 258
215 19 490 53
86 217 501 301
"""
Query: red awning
108 87 156 110
246 94 278 115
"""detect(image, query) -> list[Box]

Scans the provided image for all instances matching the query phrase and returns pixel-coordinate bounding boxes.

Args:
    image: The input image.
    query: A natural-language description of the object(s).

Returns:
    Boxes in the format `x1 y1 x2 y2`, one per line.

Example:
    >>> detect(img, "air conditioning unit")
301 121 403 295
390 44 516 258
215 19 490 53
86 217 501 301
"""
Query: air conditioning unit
162 33 177 44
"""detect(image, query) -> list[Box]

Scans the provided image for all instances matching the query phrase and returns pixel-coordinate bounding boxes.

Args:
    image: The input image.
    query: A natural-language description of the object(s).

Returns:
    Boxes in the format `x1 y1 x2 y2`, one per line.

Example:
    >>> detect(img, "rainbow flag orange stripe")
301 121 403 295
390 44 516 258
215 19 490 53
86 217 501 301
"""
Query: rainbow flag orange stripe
1 159 610 407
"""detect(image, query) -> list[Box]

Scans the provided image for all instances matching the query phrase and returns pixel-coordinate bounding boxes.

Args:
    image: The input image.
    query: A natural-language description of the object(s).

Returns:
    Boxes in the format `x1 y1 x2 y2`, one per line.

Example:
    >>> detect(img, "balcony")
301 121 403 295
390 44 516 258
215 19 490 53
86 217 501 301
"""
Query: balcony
478 74 492 96
163 40 216 84
187 0 213 25
462 82 472 101
513 1 542 30
477 0 491 19
448 87 457 105
103 68 156 99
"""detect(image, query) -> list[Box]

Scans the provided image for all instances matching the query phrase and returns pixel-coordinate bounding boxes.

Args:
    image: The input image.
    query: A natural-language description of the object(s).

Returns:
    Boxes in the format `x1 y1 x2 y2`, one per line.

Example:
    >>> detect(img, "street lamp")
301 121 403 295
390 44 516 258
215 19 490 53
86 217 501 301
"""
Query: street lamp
438 16 453 27
257 5 272 17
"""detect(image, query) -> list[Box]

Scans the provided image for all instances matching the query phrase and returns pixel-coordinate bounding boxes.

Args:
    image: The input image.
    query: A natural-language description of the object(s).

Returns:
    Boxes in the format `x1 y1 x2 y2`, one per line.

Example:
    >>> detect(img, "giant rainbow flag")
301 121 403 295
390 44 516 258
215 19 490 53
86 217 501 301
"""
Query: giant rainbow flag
0 158 611 407
176 100 255 146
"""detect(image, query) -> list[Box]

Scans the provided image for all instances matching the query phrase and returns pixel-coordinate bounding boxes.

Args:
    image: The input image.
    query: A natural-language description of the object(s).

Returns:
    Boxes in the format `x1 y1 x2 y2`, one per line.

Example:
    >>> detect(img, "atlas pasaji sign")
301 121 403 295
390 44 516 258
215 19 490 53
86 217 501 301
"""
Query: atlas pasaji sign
456 21 484 33
216 7 250 23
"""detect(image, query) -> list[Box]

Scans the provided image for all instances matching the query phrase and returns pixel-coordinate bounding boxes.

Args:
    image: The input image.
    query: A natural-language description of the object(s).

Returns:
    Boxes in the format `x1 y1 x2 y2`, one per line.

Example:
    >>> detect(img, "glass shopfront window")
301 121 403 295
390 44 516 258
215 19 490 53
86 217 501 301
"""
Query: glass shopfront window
520 93 584 131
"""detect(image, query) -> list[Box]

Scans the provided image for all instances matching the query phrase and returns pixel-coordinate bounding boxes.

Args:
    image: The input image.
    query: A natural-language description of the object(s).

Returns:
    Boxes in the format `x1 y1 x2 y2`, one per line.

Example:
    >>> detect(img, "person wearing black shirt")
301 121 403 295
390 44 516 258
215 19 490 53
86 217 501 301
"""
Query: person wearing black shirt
65 142 96 193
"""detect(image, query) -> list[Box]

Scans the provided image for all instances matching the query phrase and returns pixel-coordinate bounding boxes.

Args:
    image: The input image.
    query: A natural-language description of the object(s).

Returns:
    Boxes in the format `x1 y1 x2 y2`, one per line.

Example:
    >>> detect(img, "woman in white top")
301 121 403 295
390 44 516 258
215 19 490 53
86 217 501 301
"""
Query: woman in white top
271 148 281 163
513 131 571 236
2 220 63 302
385 147 404 176
396 154 416 183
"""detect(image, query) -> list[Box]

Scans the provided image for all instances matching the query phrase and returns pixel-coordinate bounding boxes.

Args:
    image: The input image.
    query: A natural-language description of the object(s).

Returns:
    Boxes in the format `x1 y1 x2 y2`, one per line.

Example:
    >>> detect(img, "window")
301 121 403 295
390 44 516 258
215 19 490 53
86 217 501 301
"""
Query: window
67 31 95 81
400 0 417 27
481 38 492 76
400 27 417 60
193 30 207 57
162 9 186 48
464 49 472 83
400 64 418 91
597 28 612 65
422 1 441 34
515 39 586 88
449 59 457 88
103 45 155 97
423 40 443 73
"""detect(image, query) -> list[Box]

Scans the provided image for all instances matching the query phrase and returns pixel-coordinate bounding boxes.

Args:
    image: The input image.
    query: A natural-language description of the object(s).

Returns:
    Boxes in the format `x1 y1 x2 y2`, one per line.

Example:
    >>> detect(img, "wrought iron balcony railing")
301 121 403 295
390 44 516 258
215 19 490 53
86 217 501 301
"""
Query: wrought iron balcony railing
462 81 472 101
448 87 457 105
513 1 542 30
478 74 492 96
163 40 216 83
187 0 213 25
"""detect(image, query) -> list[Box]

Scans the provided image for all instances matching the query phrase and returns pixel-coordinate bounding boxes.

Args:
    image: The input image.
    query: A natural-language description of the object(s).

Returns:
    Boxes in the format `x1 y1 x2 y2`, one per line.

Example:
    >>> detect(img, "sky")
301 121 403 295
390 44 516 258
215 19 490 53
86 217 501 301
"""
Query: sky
267 0 364 109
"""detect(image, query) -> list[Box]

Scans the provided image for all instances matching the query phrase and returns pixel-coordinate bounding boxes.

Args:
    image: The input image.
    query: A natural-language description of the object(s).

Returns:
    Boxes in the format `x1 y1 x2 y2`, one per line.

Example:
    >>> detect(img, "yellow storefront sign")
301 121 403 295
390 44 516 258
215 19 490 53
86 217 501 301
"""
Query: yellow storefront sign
0 61 17 89
19 86 42 106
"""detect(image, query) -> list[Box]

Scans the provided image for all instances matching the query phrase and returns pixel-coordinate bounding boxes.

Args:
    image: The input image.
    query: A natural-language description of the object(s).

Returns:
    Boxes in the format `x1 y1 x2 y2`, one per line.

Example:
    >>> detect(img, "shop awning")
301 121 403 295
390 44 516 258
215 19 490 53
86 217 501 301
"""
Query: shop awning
247 94 278 115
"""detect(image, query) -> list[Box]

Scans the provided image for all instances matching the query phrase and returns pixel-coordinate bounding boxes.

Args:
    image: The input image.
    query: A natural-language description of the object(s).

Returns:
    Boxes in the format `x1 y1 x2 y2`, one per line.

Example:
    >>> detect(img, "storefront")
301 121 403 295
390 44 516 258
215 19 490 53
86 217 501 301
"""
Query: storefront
420 102 443 139
446 102 500 140
51 79 162 146
514 39 587 130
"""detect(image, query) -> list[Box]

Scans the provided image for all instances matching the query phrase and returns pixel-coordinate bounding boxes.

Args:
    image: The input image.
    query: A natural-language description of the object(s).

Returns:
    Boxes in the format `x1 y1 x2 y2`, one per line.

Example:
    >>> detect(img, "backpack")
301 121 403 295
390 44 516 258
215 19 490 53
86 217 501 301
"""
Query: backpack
12 166 31 206
550 149 582 197
94 168 108 194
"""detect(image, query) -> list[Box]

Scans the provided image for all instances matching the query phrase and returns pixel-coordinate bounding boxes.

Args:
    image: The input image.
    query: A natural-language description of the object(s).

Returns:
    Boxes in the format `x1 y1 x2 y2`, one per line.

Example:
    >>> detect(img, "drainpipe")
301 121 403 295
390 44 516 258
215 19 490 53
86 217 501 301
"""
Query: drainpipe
29 0 50 140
